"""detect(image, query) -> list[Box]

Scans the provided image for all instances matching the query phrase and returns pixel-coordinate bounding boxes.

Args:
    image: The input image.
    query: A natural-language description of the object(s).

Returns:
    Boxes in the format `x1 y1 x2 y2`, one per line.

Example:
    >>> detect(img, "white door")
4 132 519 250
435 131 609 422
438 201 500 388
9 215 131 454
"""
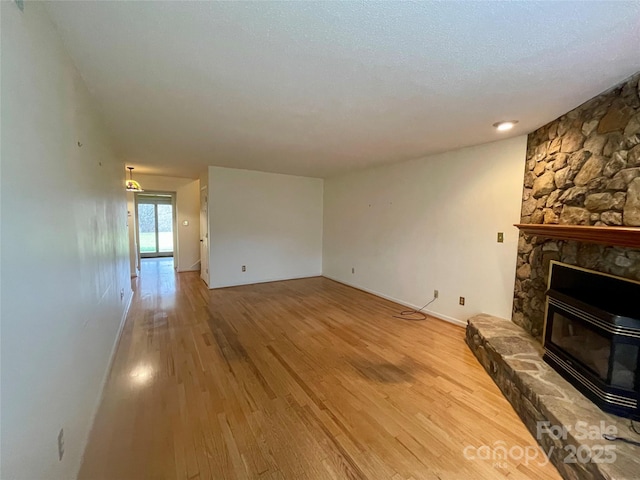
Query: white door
200 186 209 285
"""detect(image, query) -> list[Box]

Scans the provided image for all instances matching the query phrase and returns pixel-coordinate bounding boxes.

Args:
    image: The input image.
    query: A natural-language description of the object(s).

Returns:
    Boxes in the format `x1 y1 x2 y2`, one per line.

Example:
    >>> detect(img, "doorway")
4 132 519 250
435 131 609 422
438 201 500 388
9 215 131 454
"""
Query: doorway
136 193 176 258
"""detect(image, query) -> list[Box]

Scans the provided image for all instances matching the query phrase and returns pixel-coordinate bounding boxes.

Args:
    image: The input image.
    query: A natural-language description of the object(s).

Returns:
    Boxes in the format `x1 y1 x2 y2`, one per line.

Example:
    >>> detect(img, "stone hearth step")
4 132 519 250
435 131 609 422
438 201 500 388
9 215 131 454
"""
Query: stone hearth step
466 313 640 480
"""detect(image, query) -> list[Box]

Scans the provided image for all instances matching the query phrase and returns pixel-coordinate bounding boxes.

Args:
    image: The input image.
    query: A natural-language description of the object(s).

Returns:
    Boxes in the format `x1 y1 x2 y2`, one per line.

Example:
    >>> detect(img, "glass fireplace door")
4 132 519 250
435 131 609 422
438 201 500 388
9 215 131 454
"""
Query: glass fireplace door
543 261 640 418
549 310 611 382
547 305 638 391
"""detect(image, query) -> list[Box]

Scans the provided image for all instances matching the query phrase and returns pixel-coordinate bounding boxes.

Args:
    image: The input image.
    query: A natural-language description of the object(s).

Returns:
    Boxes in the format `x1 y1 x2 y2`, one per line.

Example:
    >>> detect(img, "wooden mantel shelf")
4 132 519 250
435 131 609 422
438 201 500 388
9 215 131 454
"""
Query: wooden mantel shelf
514 224 640 249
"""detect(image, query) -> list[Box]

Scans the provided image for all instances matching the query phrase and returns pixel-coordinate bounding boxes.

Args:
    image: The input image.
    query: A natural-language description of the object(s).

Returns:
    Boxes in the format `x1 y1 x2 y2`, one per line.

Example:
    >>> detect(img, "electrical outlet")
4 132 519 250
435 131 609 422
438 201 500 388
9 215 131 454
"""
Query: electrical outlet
459 296 465 306
434 289 439 299
241 265 246 272
497 232 504 243
352 267 355 274
57 428 65 461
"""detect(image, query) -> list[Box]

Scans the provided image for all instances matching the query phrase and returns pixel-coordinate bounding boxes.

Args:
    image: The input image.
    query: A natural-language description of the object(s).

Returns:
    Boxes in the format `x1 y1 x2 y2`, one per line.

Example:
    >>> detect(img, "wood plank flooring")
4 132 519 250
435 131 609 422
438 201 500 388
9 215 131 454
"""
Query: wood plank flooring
79 258 560 479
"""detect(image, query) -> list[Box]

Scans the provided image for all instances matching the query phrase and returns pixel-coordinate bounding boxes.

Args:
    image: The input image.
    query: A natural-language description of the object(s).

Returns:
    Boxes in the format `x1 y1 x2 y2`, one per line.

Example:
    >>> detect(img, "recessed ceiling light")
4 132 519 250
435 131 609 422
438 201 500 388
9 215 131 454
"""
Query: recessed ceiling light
493 121 518 132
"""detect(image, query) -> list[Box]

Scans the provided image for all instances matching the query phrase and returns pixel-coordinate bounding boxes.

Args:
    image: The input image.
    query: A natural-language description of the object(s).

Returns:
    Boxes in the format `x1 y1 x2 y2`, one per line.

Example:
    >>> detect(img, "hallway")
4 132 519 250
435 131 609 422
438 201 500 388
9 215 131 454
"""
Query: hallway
79 264 559 480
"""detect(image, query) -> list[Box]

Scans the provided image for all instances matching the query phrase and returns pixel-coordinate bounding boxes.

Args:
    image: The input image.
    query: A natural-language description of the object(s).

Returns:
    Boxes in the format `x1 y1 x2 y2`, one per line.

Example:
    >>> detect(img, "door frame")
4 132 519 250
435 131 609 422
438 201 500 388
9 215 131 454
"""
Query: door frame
199 185 209 286
134 191 178 264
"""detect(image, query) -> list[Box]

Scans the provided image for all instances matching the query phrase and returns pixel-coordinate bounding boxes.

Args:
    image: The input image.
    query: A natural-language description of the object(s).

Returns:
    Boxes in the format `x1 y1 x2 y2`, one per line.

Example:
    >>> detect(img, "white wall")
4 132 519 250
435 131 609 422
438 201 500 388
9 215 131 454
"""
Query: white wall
126 174 200 273
1 3 131 479
208 167 323 288
126 194 138 274
323 136 527 325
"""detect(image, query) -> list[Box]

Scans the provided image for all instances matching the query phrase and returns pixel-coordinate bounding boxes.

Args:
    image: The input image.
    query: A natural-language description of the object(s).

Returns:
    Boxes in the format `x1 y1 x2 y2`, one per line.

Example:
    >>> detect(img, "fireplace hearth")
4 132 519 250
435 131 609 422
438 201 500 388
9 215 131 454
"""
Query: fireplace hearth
466 314 640 480
543 261 640 418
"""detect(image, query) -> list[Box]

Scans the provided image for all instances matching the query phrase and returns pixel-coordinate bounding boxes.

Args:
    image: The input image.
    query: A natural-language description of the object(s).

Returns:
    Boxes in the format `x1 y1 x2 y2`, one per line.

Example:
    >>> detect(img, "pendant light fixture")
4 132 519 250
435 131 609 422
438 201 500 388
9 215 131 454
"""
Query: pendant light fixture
125 166 144 192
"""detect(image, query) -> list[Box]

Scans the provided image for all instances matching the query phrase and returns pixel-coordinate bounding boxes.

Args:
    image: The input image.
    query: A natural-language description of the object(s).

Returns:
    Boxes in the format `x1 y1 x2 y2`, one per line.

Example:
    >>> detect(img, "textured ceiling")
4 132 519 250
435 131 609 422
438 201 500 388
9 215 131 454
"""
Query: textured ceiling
45 1 640 178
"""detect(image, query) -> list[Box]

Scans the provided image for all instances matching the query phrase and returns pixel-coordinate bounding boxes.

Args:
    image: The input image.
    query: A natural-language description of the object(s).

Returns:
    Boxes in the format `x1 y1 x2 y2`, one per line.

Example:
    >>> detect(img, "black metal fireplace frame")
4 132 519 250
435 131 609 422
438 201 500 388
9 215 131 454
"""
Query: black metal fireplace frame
543 262 640 419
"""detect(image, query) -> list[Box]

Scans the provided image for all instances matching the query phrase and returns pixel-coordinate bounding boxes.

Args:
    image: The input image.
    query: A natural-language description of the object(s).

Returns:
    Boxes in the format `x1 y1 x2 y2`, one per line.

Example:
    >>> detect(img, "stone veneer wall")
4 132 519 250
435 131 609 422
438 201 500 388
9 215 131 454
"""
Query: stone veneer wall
513 72 640 338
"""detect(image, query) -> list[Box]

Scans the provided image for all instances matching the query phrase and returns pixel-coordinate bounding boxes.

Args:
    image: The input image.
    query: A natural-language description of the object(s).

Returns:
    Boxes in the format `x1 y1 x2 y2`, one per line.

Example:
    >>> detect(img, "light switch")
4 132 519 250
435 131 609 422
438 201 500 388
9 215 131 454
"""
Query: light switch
497 232 504 243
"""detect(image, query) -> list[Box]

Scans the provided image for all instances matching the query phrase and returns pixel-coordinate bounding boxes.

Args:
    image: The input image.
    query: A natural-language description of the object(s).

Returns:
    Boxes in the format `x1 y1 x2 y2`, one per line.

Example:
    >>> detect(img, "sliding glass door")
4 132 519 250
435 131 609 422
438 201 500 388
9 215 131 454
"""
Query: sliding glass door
137 194 174 257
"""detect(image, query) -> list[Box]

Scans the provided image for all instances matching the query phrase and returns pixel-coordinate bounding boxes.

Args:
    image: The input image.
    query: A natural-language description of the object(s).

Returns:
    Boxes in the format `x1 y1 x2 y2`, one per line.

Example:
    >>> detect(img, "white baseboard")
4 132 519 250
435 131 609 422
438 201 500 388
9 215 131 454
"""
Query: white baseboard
421 308 468 328
177 260 201 273
76 288 133 478
322 275 467 328
111 289 133 374
211 273 323 289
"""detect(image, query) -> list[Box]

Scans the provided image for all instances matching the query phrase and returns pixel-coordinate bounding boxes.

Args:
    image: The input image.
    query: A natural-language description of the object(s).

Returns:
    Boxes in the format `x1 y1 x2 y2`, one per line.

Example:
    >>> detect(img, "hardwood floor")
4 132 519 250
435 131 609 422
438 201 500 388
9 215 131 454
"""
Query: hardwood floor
79 259 560 480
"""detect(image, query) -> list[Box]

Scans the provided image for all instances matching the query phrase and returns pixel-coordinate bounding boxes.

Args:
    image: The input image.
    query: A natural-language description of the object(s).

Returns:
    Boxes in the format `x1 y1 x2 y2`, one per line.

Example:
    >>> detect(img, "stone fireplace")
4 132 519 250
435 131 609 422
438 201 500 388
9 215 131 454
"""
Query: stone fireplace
513 72 640 340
